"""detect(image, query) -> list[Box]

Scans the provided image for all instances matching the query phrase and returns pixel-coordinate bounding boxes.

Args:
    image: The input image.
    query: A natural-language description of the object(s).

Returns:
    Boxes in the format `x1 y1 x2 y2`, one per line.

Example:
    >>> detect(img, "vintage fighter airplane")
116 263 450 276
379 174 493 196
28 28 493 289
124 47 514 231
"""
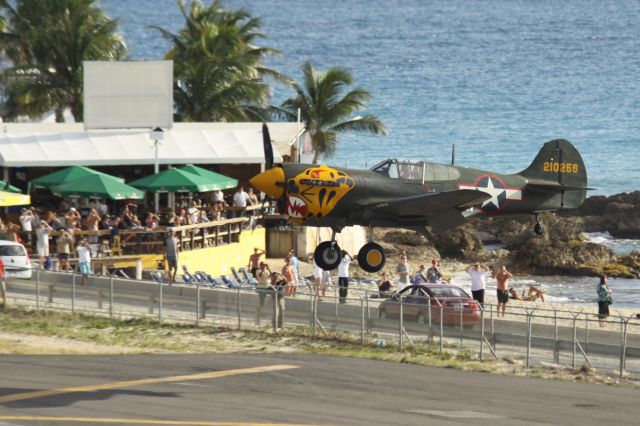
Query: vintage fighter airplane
251 125 589 272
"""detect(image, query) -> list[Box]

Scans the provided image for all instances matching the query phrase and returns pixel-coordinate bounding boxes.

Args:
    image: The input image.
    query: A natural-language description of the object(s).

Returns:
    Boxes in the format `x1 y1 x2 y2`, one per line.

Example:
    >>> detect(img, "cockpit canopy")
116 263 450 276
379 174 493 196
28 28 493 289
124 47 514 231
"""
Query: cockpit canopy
370 159 460 183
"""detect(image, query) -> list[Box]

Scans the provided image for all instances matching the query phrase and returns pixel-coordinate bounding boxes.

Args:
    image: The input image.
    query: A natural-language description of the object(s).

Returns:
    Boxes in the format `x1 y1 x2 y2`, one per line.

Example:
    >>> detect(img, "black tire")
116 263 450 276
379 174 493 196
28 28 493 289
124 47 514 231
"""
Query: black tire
314 241 342 270
379 308 388 320
357 242 386 273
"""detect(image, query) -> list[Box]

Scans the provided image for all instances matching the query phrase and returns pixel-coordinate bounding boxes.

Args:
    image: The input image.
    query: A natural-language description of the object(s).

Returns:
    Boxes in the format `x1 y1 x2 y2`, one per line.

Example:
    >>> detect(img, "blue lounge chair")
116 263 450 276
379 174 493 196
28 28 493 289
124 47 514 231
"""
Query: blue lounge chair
220 274 237 288
230 267 244 285
181 265 195 284
239 267 257 286
193 272 208 284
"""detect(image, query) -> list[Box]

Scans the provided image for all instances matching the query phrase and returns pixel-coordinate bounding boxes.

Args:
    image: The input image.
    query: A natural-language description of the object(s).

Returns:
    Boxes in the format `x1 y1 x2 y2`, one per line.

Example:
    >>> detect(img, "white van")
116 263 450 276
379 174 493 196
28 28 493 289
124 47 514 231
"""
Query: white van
0 240 32 279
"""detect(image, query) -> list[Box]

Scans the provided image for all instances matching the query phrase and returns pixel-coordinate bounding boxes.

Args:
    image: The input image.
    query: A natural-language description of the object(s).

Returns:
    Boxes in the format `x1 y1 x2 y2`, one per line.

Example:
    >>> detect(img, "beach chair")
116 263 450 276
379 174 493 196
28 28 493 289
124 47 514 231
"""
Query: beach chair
204 274 222 287
151 271 165 284
239 267 257 286
220 274 237 289
181 265 195 284
230 267 244 285
193 271 208 284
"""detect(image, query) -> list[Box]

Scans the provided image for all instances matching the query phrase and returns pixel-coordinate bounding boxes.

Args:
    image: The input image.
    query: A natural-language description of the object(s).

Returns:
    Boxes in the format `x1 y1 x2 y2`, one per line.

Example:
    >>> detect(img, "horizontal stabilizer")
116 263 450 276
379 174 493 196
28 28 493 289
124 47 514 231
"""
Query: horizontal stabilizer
526 178 595 192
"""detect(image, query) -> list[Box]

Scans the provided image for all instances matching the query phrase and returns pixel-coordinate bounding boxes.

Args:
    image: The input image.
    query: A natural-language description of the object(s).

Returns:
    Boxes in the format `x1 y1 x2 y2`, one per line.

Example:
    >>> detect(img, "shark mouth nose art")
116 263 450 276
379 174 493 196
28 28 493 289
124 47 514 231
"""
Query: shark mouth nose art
286 196 308 219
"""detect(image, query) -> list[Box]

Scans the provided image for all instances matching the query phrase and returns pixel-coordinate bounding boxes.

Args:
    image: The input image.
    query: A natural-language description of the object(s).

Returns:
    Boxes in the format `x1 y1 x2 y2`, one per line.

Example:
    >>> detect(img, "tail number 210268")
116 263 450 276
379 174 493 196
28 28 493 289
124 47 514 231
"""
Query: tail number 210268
543 162 579 174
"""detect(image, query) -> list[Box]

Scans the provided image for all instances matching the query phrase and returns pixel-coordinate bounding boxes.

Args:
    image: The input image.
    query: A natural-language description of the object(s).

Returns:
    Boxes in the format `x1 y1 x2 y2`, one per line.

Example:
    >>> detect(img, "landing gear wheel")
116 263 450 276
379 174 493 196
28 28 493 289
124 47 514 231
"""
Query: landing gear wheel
314 241 342 270
534 222 544 236
357 242 386 273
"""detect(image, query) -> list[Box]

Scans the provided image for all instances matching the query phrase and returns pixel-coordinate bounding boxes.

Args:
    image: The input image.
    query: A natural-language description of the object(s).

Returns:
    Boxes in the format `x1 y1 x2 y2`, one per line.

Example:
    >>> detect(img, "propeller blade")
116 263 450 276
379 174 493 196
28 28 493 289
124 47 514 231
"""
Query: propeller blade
262 122 274 170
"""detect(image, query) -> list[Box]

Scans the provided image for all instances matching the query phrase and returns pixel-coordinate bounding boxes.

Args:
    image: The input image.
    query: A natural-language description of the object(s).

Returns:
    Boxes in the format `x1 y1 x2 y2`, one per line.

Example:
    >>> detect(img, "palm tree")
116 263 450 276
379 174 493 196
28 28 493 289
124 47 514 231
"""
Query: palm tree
0 0 127 122
154 0 289 122
280 61 387 164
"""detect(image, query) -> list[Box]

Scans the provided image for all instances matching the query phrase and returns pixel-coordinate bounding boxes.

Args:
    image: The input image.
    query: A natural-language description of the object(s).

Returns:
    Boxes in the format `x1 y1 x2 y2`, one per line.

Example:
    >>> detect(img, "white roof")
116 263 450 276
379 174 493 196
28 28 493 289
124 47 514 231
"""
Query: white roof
0 122 304 167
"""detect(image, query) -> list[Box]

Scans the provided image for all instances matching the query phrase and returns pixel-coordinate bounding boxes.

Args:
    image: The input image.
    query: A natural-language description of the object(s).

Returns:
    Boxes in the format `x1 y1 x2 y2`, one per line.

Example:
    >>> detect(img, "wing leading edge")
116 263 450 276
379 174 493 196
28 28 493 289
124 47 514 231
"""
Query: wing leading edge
364 189 491 233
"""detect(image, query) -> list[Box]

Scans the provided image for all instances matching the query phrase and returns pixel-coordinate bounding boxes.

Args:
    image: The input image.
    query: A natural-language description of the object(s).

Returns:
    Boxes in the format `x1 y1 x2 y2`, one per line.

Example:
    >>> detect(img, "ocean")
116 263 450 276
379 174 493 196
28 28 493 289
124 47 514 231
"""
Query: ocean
103 0 640 196
101 0 640 306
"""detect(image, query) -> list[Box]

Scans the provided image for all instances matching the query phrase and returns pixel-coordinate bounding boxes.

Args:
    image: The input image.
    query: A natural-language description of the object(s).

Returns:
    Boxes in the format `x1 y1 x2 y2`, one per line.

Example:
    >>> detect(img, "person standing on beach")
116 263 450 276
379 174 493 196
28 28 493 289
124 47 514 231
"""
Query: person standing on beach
396 254 412 289
427 259 442 283
597 274 612 328
467 262 490 306
77 238 91 287
282 256 296 297
494 265 512 317
338 250 352 304
248 248 265 278
165 229 179 284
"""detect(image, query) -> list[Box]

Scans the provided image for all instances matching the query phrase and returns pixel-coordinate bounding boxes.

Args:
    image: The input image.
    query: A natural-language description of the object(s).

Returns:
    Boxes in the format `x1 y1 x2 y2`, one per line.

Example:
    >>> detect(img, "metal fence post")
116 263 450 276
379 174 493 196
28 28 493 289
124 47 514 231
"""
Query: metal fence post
459 304 464 349
553 309 559 363
399 296 404 350
36 268 40 311
439 305 444 353
572 316 577 369
526 311 532 369
480 306 484 360
620 318 628 377
309 292 314 328
360 298 365 344
236 287 241 330
109 275 113 319
273 290 278 334
366 294 371 335
196 281 200 326
427 296 433 343
312 293 317 337
490 304 495 348
334 287 338 330
585 312 589 355
97 289 103 309
158 275 163 322
71 273 76 313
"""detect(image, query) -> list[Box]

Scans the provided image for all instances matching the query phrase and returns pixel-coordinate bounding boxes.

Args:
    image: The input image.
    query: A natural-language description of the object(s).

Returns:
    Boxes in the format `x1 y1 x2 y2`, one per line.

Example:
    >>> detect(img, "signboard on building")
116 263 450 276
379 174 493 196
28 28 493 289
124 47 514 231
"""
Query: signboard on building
83 61 173 130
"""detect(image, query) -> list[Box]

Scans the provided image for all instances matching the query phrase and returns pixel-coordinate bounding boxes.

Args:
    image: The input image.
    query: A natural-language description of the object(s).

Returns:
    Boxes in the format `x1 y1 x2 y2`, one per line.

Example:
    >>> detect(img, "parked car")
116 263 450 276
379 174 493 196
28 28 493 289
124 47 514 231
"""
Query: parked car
378 284 481 327
0 240 32 279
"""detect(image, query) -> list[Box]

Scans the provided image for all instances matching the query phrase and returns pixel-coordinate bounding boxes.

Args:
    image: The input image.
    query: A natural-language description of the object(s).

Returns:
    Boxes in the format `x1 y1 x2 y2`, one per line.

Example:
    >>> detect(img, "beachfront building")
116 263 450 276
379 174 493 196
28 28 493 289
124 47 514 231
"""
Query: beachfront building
0 121 306 276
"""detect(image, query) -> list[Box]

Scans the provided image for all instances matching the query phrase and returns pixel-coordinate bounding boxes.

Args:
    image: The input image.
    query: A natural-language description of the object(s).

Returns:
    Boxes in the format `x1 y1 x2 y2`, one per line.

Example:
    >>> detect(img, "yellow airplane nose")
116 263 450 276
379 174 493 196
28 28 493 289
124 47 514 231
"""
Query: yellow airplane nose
250 167 285 199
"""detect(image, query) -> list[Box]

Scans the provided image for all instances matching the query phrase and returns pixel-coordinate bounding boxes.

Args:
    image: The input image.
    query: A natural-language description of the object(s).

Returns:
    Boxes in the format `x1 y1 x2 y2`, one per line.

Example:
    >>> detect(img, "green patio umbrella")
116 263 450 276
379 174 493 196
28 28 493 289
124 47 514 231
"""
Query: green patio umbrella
129 168 223 193
0 180 22 193
31 166 124 189
51 174 144 200
178 165 238 190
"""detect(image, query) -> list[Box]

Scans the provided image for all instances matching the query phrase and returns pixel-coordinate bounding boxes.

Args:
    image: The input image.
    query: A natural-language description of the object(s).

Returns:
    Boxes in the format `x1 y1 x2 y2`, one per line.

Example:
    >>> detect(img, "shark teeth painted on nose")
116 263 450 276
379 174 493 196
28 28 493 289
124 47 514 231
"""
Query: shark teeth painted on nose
286 196 308 219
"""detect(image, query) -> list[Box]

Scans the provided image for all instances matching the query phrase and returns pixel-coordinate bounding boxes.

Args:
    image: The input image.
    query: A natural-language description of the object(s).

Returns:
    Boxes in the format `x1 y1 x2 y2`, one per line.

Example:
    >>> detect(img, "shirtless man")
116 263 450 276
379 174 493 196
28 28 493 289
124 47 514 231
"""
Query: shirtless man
248 248 265 278
282 257 296 297
494 265 513 317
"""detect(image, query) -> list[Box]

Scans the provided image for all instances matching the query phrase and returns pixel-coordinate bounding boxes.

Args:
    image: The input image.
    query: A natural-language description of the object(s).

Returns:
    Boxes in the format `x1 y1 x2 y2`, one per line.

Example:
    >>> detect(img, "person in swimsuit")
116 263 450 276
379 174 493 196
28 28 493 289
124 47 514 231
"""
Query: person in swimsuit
494 265 513 317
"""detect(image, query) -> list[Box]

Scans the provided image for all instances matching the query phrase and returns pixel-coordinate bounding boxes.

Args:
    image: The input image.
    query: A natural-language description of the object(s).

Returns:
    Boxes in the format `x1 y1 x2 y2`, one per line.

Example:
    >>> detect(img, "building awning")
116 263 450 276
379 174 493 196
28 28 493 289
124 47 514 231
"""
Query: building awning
0 122 305 167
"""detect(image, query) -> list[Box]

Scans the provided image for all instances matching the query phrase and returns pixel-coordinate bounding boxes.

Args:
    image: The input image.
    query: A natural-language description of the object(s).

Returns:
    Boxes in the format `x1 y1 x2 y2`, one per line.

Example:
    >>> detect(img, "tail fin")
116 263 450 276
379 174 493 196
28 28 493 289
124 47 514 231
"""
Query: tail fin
519 139 588 209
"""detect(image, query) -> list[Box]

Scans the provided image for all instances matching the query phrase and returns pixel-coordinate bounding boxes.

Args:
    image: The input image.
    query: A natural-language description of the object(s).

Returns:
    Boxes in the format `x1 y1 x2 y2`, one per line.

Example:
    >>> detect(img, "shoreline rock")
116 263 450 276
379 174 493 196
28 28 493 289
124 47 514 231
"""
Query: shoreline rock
363 191 640 280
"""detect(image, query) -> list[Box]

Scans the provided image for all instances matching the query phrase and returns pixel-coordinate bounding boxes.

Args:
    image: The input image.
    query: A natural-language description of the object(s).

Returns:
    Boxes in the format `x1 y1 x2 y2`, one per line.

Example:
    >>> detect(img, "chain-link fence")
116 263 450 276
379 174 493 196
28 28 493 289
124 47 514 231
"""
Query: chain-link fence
6 270 640 376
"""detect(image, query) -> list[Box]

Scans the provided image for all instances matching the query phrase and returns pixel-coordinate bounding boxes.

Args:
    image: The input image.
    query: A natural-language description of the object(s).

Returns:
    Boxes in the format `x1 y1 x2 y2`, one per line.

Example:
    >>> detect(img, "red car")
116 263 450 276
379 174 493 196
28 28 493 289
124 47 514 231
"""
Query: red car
378 284 481 327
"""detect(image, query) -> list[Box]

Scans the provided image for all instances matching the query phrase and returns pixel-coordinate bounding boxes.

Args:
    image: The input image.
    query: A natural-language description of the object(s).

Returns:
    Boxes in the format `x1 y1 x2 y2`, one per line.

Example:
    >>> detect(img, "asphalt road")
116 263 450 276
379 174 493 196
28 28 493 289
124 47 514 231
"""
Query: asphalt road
0 354 638 426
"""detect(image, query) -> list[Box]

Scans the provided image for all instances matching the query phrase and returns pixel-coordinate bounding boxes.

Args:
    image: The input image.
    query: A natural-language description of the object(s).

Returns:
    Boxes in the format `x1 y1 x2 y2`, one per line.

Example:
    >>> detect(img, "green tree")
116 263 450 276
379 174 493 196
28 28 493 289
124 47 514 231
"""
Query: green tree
0 0 127 122
280 61 387 164
154 0 288 122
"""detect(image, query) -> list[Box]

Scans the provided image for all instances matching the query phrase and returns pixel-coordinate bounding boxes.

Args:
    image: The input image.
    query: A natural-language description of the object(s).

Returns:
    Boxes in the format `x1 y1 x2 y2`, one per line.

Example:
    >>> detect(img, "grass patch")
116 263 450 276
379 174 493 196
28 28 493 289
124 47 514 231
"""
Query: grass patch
0 306 638 387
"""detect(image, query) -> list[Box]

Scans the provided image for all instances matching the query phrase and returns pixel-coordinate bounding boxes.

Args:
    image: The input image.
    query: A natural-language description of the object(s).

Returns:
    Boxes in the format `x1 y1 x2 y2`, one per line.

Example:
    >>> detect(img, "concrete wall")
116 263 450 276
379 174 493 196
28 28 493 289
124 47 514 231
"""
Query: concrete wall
113 227 266 277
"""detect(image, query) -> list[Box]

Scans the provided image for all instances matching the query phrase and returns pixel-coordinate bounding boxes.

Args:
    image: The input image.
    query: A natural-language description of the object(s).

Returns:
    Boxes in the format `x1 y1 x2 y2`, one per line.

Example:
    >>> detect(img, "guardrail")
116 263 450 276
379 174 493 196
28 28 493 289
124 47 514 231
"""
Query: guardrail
6 269 640 376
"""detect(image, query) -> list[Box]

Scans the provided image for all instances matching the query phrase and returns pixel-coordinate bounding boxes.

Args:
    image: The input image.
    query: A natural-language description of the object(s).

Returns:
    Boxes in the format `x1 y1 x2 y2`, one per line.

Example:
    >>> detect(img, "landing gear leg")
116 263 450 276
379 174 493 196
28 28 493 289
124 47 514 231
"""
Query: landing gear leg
314 227 342 270
533 213 544 236
357 224 386 273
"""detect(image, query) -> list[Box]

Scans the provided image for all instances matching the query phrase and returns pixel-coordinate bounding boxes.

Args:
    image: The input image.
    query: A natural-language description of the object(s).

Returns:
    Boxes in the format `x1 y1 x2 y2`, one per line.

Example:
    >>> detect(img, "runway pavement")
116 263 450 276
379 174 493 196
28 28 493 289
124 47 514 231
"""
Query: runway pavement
0 353 639 425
